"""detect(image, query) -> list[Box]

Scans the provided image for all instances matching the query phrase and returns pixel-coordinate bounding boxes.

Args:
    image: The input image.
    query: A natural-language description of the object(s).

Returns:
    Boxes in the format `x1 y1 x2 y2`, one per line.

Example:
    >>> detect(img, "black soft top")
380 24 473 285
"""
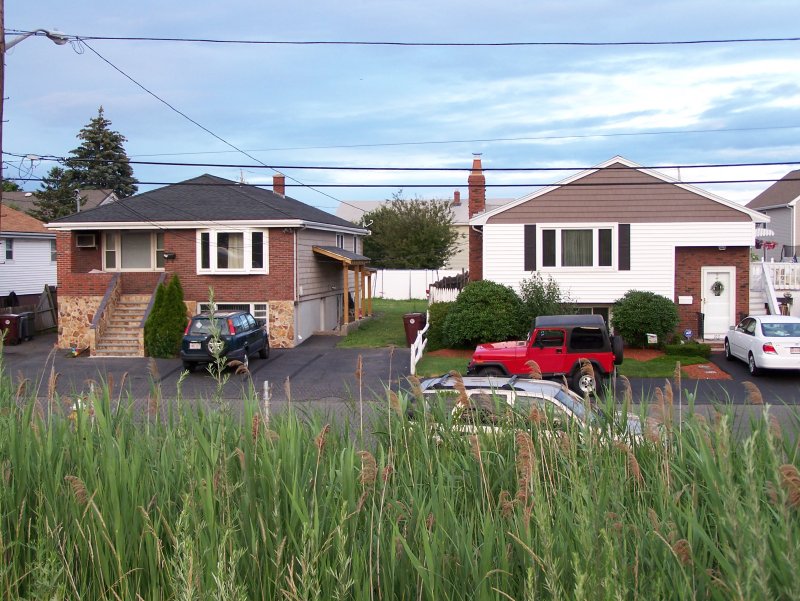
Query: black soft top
533 314 606 329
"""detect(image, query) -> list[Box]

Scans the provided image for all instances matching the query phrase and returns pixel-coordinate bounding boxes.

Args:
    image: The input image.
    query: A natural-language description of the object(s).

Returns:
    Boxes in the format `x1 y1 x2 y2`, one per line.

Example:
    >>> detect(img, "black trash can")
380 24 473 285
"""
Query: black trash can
18 312 35 341
0 314 21 345
402 312 426 347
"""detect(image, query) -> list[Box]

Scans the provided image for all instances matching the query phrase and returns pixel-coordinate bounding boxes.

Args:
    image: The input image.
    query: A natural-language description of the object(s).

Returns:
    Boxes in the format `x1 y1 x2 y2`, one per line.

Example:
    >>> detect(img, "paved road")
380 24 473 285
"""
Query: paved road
3 334 799 410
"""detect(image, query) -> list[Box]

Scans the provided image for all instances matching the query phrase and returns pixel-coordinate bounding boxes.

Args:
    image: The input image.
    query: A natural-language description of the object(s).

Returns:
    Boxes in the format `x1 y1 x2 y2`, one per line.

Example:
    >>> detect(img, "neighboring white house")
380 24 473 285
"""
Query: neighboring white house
468 156 768 340
0 204 57 306
745 169 800 262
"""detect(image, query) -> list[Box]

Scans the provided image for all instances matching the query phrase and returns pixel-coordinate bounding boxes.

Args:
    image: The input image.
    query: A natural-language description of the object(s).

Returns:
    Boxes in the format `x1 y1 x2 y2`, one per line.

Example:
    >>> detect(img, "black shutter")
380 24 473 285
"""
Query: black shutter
524 225 536 271
618 224 631 271
542 229 556 267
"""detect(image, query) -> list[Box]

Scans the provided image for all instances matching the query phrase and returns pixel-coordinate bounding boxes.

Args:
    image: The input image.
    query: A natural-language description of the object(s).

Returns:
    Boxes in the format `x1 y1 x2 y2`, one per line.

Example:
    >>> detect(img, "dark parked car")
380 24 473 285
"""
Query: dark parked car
180 311 269 372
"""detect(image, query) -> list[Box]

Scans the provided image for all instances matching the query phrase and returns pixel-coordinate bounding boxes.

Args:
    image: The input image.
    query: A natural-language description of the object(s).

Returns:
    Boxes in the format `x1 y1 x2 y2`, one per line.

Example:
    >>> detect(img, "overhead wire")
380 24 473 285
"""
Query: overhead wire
73 38 368 215
5 151 800 173
8 30 800 47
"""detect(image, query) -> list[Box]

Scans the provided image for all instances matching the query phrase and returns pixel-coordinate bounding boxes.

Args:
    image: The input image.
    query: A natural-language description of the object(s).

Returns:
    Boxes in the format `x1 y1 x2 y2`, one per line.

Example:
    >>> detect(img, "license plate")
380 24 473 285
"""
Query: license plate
189 342 201 350
791 347 800 354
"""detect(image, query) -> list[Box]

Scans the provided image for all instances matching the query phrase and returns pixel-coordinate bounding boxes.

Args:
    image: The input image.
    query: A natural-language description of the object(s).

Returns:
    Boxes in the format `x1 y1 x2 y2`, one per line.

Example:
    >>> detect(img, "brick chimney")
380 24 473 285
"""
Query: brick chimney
273 174 286 196
468 154 485 281
453 190 461 206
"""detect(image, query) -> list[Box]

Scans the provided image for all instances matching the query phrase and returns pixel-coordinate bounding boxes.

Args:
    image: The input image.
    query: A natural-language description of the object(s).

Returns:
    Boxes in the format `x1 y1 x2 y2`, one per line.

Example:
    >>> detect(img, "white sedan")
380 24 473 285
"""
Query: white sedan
724 315 800 376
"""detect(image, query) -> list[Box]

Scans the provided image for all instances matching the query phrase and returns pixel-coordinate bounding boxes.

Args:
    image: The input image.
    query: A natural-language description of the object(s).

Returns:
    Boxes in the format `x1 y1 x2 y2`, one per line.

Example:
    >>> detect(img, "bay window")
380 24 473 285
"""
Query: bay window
198 229 268 274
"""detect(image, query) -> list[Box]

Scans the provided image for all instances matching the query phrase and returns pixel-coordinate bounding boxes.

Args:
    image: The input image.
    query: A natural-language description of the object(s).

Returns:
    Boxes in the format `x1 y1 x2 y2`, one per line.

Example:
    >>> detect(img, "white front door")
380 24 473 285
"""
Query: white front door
702 267 735 339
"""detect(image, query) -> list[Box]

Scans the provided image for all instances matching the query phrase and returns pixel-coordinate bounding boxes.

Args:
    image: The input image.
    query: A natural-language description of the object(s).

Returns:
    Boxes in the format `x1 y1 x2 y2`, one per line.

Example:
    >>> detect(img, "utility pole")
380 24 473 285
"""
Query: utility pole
1 0 7 236
0 11 68 234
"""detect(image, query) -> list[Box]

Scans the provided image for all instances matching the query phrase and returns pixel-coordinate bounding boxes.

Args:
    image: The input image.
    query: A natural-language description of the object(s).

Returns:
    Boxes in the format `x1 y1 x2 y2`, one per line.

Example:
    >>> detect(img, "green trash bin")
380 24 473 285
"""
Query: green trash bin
18 312 35 341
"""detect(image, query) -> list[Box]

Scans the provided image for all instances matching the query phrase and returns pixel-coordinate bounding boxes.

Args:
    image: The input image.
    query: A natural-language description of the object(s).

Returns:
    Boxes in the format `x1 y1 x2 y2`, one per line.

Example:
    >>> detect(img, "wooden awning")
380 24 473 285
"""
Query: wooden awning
313 245 371 266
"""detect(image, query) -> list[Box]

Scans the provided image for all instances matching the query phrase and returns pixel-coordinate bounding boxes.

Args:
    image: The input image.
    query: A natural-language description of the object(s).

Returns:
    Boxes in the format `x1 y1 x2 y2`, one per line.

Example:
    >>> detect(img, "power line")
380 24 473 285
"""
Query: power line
8 176 799 188
8 30 800 47
122 124 800 157
72 38 368 215
7 152 799 173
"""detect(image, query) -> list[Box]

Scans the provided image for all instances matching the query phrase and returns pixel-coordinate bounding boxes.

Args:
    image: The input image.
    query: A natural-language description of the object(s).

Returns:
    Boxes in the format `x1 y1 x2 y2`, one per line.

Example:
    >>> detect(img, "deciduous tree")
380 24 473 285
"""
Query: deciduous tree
360 192 460 269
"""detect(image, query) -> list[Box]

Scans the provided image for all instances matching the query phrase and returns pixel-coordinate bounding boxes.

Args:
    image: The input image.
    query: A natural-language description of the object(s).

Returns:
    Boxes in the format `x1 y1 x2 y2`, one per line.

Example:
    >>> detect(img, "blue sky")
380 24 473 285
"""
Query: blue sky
4 0 800 213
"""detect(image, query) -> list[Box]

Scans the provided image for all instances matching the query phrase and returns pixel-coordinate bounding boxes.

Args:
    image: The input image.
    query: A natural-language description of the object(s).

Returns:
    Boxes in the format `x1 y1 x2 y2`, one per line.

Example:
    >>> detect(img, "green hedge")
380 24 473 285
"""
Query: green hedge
664 342 712 359
426 301 454 351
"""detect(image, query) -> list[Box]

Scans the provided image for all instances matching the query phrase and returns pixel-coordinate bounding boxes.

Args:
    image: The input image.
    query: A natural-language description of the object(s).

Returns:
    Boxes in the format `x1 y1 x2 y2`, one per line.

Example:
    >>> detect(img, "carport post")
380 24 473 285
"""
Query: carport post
354 265 361 319
343 267 349 325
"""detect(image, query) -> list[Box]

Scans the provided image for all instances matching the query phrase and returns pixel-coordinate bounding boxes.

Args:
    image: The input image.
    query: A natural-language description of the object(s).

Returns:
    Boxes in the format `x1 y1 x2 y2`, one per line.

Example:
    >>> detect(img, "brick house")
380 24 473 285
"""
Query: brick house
46 174 371 356
467 156 767 340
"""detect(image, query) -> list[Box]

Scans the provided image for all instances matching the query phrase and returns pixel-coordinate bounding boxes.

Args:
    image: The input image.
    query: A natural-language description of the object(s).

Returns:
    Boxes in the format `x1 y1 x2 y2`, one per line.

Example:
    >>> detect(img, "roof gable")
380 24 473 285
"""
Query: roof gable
0 204 50 234
48 174 363 230
746 169 800 210
473 156 766 225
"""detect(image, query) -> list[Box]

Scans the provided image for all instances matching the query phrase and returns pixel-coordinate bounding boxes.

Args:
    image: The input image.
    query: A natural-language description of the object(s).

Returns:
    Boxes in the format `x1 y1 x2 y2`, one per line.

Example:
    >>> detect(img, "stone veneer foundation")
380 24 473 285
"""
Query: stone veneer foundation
62 297 297 355
58 295 103 351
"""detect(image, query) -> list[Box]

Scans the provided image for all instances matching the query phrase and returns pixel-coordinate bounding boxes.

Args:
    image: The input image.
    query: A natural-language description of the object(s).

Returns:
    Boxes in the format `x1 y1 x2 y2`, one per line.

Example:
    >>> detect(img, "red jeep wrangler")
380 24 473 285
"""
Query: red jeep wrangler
466 314 624 394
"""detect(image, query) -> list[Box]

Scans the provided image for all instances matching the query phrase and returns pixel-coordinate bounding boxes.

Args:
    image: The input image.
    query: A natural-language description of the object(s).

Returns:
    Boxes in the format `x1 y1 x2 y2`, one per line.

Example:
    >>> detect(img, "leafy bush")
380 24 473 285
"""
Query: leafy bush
426 301 454 351
144 275 187 358
518 272 575 323
443 280 526 348
664 342 711 359
611 290 679 348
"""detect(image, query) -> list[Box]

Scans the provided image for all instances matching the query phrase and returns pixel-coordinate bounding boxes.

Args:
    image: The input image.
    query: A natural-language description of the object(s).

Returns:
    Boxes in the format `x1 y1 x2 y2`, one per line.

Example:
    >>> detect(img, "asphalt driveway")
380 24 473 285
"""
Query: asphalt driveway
1 333 409 410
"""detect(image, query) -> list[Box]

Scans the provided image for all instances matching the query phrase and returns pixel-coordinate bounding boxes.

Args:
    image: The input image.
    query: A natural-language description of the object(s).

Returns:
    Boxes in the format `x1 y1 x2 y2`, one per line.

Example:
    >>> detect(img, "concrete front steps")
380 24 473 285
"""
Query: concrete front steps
94 295 150 357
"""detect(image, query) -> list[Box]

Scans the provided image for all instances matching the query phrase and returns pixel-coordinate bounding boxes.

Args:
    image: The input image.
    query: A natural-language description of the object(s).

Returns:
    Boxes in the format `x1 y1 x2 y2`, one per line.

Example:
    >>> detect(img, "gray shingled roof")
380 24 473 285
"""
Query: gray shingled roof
747 169 800 210
50 174 361 229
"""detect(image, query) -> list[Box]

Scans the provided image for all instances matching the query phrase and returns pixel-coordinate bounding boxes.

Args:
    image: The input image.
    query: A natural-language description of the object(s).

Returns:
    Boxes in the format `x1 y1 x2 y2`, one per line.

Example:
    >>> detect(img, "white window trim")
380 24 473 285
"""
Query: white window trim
196 228 269 275
50 239 57 263
539 223 617 271
198 302 269 327
336 233 344 249
103 231 165 272
1 238 12 263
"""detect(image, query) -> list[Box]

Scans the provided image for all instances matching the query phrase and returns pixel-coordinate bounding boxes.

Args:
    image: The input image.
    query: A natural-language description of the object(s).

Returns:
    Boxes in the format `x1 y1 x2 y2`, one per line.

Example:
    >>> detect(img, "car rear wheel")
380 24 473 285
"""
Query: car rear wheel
572 367 597 396
748 353 761 376
259 341 269 359
724 339 734 361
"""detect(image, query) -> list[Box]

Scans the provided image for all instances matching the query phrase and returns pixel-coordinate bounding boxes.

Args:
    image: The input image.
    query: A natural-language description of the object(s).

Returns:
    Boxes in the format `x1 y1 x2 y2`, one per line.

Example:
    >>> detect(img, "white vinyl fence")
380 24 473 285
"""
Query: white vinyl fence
372 269 462 300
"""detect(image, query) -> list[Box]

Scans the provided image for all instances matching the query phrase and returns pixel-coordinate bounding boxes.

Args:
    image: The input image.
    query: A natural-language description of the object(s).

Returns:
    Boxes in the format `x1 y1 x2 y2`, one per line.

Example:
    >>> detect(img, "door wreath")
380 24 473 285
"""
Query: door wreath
711 280 724 296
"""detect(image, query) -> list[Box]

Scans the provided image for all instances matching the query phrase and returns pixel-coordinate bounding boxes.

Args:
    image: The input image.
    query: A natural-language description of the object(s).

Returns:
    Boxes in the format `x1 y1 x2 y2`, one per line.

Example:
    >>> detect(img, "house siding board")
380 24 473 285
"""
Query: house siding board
483 222 750 304
758 206 791 261
297 229 349 298
0 237 57 295
487 166 751 225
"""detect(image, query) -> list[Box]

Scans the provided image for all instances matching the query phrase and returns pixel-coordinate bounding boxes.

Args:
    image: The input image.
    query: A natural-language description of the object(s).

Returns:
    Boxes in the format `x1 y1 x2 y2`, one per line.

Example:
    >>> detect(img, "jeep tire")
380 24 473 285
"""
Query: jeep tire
571 366 597 396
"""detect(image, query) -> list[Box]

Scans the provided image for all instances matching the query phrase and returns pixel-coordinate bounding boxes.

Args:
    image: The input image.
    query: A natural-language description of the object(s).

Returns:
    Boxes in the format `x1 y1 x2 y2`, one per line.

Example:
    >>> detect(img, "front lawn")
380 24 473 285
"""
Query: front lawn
338 298 428 348
618 354 709 378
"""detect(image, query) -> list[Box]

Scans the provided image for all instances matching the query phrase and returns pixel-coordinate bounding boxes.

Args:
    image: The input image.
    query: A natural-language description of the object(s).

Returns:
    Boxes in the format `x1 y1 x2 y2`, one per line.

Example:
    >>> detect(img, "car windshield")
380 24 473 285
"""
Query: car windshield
760 322 800 337
552 389 590 422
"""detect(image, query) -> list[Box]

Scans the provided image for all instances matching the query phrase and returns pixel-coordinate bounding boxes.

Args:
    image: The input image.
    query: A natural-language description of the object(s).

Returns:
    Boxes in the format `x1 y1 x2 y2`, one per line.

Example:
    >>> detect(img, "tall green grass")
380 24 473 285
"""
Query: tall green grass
0 353 798 599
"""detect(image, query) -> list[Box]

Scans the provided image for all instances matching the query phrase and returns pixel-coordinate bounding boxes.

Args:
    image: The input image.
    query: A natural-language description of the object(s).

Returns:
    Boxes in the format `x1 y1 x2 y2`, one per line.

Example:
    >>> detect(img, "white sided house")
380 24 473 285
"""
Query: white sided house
467 156 767 340
0 204 56 306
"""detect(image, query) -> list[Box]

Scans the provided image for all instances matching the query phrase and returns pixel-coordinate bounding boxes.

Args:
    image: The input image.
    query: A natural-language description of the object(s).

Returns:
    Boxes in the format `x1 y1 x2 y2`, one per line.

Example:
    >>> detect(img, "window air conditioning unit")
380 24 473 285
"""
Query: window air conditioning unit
76 233 97 248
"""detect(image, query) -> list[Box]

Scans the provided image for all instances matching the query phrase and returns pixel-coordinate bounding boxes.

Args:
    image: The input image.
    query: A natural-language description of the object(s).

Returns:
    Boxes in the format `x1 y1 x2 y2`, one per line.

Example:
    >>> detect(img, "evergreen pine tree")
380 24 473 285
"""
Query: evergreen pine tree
29 167 85 222
66 107 138 198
